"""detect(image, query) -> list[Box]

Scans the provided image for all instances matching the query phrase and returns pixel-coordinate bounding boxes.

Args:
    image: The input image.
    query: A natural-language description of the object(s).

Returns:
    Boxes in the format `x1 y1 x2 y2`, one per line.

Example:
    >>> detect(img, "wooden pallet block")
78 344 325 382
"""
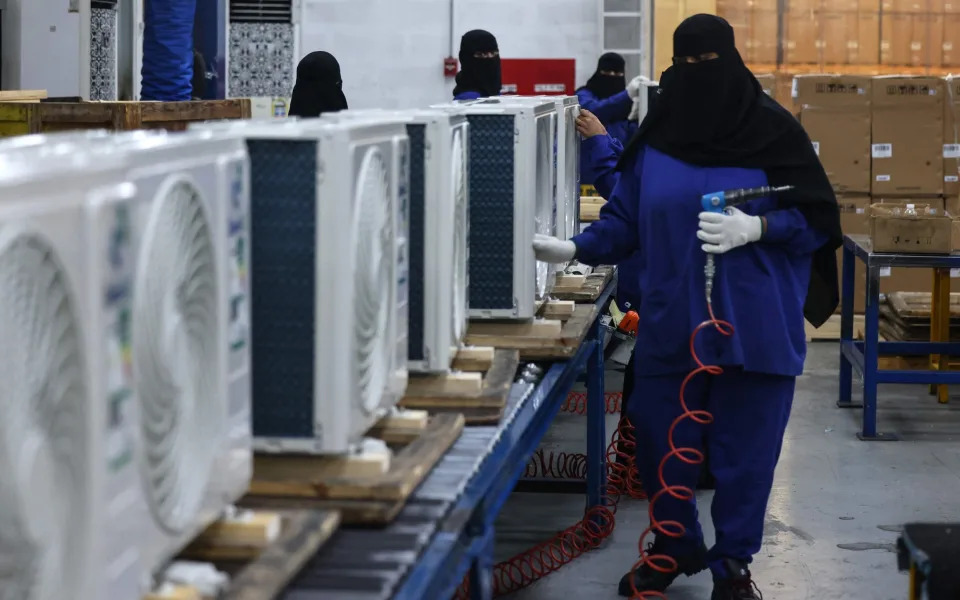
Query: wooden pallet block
466 303 599 360
400 348 520 425
580 196 606 222
243 413 464 525
148 509 339 600
550 266 614 302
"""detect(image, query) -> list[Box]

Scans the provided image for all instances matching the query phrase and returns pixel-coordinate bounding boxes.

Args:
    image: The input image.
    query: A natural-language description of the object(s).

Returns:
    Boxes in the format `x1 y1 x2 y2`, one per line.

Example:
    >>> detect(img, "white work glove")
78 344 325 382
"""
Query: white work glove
533 234 576 263
697 207 763 254
626 75 646 99
628 97 641 121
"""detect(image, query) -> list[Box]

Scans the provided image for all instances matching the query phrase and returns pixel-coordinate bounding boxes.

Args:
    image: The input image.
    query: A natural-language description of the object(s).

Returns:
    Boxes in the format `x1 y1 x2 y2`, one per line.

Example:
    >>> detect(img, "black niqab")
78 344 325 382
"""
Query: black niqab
619 14 841 327
579 52 628 100
453 30 502 98
288 51 348 118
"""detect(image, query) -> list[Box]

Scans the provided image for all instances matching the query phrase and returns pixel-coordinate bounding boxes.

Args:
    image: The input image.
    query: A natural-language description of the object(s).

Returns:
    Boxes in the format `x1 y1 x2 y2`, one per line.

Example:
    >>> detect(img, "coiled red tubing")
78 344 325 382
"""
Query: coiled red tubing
453 306 731 599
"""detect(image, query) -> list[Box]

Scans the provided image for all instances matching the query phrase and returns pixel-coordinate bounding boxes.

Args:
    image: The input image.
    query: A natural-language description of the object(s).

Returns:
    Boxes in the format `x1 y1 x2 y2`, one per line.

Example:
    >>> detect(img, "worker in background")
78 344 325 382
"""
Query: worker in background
453 30 501 101
576 53 642 148
288 51 348 118
533 14 840 600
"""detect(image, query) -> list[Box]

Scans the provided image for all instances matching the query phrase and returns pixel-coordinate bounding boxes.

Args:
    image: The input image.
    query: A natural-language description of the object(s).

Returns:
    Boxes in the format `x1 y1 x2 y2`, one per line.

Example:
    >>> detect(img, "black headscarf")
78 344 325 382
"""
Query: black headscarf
579 52 628 100
453 30 502 98
619 14 841 327
288 51 348 118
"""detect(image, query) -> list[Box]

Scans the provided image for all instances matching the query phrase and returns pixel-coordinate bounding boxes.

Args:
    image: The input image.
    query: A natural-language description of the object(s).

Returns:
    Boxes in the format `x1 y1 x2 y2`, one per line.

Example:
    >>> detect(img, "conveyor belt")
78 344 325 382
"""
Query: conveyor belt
283 379 537 600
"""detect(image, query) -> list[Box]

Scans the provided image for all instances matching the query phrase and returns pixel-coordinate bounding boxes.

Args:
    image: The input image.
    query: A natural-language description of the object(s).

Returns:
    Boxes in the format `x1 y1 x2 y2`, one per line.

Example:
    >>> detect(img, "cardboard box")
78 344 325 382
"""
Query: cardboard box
869 202 953 254
750 9 779 64
755 73 776 97
784 12 821 64
942 15 960 66
922 13 945 68
776 72 800 116
883 0 930 11
871 76 945 196
855 13 881 65
837 195 871 313
881 13 927 67
796 75 872 193
786 0 821 11
820 12 856 65
946 0 960 13
944 76 960 198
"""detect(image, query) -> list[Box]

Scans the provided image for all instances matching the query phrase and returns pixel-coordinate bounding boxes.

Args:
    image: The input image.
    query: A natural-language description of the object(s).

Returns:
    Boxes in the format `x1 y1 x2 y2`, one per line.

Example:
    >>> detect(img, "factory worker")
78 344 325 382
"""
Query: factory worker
453 30 502 101
576 53 643 148
533 14 840 600
288 51 348 118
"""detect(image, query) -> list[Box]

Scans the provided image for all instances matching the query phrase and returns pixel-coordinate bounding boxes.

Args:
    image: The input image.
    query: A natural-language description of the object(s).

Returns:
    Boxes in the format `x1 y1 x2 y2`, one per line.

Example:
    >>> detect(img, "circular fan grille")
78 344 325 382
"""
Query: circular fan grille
353 148 392 415
0 232 88 600
450 129 468 342
134 177 220 534
534 118 553 299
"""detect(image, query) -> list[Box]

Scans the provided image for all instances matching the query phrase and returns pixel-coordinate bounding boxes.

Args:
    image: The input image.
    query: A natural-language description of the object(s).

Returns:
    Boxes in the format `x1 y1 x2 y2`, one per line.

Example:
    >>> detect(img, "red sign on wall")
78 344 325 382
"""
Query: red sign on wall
500 59 577 96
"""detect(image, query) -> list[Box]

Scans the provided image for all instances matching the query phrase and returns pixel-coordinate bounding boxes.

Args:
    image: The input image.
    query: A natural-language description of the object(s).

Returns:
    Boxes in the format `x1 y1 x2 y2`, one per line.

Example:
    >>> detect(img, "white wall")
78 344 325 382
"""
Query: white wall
299 0 601 110
1 0 80 95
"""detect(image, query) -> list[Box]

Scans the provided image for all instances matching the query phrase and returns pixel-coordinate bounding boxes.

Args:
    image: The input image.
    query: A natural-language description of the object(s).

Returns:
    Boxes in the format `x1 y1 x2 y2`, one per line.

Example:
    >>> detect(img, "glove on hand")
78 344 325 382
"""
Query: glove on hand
628 97 641 121
626 75 646 99
533 234 577 263
697 207 763 254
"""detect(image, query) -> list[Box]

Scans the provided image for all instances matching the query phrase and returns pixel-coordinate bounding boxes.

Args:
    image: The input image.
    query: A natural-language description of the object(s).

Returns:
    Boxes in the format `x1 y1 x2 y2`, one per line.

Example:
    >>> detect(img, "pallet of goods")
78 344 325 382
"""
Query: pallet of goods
0 98 251 137
144 509 340 600
244 411 464 526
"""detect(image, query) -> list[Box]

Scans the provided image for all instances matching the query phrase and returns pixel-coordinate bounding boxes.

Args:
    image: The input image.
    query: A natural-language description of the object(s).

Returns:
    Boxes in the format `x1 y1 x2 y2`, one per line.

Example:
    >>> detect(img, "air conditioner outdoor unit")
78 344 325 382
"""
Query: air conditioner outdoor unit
434 97 557 319
0 142 146 600
191 118 410 454
550 95 581 245
322 109 470 373
80 130 253 575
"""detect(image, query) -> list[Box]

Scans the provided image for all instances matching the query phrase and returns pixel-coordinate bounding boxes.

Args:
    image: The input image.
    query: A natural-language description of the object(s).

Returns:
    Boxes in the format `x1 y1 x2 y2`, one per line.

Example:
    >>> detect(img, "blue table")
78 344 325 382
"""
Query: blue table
839 234 960 440
284 276 616 600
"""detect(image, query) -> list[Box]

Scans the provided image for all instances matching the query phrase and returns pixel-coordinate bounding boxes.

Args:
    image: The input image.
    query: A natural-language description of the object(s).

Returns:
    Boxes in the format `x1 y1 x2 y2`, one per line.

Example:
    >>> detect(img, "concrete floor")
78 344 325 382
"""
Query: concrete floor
495 343 960 599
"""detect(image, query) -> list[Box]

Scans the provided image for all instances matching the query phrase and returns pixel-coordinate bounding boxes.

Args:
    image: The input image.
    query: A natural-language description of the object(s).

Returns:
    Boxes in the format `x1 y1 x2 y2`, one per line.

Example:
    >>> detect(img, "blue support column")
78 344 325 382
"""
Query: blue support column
838 242 860 409
468 527 495 600
859 263 898 441
585 317 608 513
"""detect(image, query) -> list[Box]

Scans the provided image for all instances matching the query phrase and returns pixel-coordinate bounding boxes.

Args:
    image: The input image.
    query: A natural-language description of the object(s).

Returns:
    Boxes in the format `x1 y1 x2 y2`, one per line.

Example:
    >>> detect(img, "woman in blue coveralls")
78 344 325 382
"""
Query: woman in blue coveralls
576 53 642 149
534 14 841 600
453 30 501 101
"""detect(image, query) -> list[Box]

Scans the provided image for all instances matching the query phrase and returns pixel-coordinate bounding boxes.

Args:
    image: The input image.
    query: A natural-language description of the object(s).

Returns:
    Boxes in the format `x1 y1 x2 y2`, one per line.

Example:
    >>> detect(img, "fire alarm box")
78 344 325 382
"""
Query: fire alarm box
444 57 458 78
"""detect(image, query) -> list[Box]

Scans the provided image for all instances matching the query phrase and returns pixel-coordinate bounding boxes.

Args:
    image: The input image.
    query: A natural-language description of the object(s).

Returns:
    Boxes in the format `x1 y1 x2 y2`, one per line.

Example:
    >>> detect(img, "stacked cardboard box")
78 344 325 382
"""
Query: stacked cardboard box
796 74 960 312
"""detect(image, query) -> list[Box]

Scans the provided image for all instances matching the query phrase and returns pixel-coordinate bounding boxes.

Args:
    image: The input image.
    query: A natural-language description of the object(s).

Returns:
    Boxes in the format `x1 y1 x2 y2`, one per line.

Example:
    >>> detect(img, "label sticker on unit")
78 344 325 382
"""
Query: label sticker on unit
872 144 892 158
945 144 960 158
880 267 892 277
791 78 799 98
811 141 820 156
951 268 960 278
946 175 959 182
875 174 891 182
228 162 249 355
105 204 135 474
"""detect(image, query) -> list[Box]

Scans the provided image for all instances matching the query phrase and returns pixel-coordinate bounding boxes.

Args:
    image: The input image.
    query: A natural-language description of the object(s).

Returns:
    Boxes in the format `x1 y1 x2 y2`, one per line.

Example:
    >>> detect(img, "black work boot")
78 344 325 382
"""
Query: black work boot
711 558 763 600
617 541 707 597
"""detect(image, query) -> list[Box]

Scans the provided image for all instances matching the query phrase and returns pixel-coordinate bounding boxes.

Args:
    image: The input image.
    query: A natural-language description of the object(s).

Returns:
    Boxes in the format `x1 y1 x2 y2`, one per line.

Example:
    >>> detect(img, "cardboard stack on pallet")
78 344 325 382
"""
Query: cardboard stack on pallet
796 74 960 313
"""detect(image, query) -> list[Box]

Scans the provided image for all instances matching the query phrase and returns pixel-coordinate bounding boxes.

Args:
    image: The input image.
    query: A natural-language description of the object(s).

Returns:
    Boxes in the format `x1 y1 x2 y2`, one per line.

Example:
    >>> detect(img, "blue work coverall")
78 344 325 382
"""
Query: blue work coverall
571 145 827 575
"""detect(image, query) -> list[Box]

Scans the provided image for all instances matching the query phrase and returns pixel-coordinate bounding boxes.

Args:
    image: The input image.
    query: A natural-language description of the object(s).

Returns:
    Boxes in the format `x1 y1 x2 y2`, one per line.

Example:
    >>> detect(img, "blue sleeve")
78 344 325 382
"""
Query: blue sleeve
572 149 643 266
454 91 483 101
761 208 829 255
581 134 623 199
577 89 632 124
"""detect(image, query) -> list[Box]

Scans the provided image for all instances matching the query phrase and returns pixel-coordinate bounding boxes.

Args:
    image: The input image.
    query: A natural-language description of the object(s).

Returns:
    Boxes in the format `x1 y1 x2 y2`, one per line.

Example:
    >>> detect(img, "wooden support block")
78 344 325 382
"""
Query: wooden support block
405 371 483 396
252 443 392 496
185 511 281 562
555 274 586 288
0 90 47 102
580 195 606 204
144 585 203 600
540 300 576 319
451 345 496 372
367 409 430 444
467 318 563 338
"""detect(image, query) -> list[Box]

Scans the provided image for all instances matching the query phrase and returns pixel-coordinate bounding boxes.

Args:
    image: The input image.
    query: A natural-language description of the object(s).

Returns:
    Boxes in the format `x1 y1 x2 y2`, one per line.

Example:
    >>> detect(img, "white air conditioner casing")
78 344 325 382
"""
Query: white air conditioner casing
433 97 557 318
320 109 469 373
550 96 582 245
190 118 410 453
0 145 145 600
80 130 253 576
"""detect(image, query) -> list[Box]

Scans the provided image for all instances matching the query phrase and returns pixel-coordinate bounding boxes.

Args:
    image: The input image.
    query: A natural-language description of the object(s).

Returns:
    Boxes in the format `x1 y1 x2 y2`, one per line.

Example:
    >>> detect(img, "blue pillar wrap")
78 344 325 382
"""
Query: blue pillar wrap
141 0 198 101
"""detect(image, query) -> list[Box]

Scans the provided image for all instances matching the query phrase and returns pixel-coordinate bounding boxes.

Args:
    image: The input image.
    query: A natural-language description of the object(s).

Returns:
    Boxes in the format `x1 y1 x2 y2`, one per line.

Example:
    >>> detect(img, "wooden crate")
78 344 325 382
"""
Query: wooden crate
0 99 251 138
